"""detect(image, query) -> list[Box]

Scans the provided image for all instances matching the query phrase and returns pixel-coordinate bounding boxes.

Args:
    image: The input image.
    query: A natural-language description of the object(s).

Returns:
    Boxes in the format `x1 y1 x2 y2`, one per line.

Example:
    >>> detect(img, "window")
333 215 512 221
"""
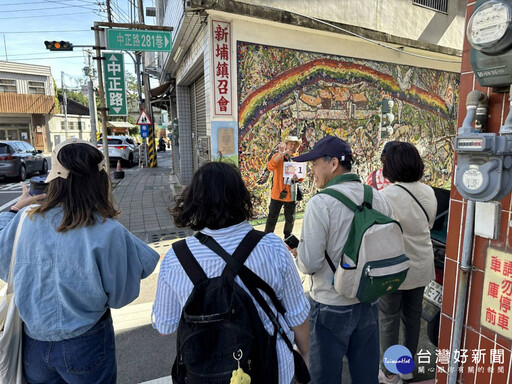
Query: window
413 0 448 13
0 79 16 93
0 144 10 155
18 142 34 153
60 121 78 130
28 81 45 94
9 142 22 153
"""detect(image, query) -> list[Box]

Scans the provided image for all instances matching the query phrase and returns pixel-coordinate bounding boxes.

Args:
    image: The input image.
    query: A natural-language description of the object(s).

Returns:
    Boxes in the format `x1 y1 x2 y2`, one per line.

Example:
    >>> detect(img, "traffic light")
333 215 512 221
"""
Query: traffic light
44 41 73 51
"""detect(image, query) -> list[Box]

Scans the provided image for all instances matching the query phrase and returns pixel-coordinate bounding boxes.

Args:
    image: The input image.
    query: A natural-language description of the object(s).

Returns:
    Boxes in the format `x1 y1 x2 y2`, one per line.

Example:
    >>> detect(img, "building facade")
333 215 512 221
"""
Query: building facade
436 1 512 383
46 95 92 149
0 61 56 151
154 0 465 215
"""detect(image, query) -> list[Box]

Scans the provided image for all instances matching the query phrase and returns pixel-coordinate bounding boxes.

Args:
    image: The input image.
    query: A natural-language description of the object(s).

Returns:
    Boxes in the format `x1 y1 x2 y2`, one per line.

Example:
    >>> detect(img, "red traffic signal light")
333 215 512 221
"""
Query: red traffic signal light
44 41 73 51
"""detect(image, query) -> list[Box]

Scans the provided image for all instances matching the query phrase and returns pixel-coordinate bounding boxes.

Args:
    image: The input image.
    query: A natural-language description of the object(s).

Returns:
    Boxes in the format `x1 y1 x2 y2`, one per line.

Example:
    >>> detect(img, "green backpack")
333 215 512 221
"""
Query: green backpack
319 183 410 303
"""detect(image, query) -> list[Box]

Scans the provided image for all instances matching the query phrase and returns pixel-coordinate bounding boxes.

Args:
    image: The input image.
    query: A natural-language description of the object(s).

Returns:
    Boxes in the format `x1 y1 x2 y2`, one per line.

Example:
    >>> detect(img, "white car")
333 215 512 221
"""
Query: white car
97 136 139 165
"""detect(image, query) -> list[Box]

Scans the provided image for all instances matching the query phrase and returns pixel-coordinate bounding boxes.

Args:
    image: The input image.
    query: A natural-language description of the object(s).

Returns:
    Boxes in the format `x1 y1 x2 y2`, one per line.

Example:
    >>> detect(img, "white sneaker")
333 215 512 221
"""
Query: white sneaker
378 369 402 384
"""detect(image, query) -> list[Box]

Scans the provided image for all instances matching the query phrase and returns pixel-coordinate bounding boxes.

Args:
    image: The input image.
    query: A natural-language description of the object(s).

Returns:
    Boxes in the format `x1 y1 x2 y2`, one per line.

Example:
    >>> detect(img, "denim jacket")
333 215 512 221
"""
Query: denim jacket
0 207 159 341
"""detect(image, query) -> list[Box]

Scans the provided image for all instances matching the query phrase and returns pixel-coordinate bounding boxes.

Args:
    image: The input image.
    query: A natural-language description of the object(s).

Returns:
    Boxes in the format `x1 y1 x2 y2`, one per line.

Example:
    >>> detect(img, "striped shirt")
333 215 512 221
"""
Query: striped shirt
152 221 310 384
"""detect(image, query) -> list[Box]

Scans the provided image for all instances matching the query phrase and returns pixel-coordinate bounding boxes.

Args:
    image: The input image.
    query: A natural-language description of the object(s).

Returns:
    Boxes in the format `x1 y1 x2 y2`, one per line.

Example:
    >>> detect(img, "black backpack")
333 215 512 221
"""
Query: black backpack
171 230 283 384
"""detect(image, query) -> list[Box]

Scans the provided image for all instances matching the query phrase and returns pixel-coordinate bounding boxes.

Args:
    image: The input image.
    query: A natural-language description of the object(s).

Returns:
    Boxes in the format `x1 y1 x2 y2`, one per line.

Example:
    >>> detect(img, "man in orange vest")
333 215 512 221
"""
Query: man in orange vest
264 135 302 238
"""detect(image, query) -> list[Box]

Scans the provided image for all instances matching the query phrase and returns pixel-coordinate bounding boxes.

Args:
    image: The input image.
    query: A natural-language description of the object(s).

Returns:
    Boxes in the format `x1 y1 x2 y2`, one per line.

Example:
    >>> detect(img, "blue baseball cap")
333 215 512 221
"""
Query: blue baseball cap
293 135 352 162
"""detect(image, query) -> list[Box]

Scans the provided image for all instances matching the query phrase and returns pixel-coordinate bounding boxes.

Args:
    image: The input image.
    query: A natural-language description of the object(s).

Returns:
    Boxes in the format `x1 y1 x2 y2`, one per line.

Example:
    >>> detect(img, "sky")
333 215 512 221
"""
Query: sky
0 0 154 89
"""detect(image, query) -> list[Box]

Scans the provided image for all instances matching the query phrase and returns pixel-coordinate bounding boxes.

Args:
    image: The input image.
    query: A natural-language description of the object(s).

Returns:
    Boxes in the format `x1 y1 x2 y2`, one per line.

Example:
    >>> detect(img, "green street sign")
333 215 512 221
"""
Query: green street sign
103 52 127 116
106 29 172 52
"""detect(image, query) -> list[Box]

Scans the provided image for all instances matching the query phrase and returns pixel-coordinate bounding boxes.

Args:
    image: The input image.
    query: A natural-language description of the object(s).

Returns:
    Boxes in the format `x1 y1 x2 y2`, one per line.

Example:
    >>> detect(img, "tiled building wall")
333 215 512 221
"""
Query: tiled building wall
174 25 209 185
437 2 512 383
176 85 193 184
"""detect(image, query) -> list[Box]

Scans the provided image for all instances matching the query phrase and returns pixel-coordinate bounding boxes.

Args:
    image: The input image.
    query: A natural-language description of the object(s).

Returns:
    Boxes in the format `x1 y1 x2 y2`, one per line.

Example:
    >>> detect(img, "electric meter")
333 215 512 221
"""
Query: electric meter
468 0 512 53
469 0 512 90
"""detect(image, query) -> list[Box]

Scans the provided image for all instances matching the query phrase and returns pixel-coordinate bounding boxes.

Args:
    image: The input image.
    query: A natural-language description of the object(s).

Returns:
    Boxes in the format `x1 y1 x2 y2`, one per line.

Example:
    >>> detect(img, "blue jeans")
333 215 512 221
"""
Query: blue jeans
309 299 380 384
379 287 424 375
23 310 116 384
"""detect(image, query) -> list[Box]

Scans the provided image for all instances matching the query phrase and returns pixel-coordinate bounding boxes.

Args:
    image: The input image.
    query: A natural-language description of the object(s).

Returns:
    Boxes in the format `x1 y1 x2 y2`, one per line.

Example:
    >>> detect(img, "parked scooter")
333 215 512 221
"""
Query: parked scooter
158 138 166 152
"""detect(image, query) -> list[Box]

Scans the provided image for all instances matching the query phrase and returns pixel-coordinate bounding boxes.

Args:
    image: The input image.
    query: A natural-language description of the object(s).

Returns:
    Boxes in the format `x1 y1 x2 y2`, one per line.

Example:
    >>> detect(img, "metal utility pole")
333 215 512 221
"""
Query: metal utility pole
106 0 113 23
137 0 157 167
85 51 98 145
93 24 111 173
3 35 7 61
61 71 69 139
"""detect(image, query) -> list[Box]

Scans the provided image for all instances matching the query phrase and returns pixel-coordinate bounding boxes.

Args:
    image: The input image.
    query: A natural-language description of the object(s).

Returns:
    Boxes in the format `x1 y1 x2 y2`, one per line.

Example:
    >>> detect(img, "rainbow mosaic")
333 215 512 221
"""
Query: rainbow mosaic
237 42 459 218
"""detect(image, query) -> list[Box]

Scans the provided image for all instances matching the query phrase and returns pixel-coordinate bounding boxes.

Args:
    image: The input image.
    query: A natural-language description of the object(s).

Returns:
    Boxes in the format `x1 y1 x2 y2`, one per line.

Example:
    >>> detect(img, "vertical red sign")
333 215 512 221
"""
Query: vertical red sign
212 20 232 116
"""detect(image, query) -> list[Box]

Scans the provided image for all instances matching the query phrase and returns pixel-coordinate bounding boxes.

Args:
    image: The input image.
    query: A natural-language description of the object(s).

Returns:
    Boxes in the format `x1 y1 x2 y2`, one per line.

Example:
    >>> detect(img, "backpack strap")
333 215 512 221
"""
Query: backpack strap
318 188 358 212
395 184 430 223
172 239 208 286
319 185 373 273
195 230 296 351
222 230 267 279
319 184 373 211
363 184 373 208
195 230 286 315
324 251 336 273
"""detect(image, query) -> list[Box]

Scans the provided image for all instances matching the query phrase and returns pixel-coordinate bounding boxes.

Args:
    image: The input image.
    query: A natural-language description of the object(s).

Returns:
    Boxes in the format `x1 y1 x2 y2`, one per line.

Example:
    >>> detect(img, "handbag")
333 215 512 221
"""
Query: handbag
0 211 28 384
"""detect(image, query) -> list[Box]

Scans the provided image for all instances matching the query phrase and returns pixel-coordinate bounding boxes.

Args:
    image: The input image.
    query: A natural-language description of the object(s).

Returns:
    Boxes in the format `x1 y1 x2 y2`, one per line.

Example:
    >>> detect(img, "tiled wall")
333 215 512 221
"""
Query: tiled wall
174 24 210 185
437 2 512 383
176 85 193 184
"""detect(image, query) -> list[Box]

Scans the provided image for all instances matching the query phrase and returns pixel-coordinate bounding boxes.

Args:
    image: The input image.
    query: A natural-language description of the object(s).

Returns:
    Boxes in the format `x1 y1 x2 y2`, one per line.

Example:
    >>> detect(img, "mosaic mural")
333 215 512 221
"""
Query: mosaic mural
237 42 460 218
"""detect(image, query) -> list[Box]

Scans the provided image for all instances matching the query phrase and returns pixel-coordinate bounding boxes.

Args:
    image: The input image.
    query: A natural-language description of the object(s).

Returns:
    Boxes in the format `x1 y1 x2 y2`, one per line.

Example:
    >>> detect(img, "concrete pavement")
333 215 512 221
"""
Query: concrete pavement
111 151 188 384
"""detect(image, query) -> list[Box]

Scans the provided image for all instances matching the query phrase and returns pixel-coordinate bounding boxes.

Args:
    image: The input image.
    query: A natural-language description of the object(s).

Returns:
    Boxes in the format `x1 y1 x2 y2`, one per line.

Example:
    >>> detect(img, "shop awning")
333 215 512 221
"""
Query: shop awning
107 121 135 133
149 81 173 110
150 81 172 98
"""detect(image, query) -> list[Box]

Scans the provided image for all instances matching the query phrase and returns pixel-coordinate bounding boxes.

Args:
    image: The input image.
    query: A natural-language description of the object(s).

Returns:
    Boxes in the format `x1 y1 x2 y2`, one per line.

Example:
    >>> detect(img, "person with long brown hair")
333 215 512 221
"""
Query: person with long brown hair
0 138 159 384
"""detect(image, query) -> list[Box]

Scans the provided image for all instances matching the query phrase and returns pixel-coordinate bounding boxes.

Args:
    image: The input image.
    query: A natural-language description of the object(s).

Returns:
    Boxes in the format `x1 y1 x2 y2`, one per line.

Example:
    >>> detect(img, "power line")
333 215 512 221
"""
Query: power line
0 0 99 5
8 51 87 57
1 4 97 12
11 56 84 61
110 0 130 23
0 30 90 34
42 0 101 12
0 11 94 19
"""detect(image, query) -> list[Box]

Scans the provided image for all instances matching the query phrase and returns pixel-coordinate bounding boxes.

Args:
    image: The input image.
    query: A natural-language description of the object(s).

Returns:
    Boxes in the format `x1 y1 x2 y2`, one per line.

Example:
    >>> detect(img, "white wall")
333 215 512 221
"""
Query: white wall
237 0 466 50
48 115 92 146
221 11 461 73
0 61 54 96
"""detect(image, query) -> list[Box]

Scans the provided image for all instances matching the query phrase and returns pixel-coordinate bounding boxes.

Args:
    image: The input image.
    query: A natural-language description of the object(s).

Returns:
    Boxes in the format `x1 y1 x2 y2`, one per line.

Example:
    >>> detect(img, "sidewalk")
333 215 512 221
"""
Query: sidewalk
110 152 191 333
112 151 192 256
111 160 435 384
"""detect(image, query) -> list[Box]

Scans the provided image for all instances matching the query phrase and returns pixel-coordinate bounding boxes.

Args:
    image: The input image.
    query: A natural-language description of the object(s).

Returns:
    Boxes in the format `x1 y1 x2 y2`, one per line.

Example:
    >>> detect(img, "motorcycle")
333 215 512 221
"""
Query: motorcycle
158 139 166 152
